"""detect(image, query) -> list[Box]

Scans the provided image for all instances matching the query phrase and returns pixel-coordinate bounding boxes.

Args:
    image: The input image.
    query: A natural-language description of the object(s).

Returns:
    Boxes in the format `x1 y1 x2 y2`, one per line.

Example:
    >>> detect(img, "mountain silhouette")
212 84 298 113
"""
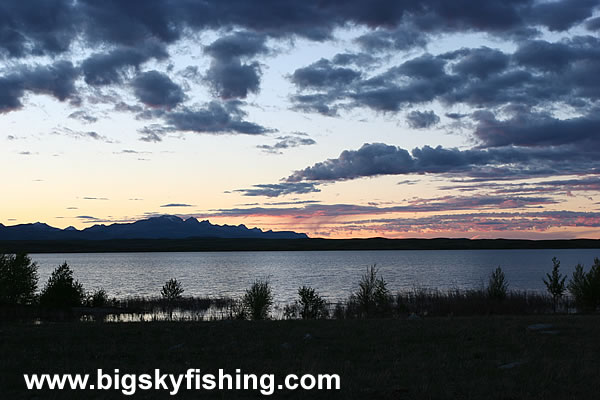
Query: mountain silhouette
0 216 308 240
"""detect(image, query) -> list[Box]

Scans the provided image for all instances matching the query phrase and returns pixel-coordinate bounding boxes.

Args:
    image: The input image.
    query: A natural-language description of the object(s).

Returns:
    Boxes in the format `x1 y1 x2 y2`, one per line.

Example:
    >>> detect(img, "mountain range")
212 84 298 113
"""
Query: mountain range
0 216 308 240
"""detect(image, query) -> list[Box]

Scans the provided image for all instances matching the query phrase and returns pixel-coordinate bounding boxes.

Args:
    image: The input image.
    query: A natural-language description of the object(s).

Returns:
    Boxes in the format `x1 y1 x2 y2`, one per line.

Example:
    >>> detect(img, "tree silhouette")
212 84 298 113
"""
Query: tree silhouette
0 253 38 305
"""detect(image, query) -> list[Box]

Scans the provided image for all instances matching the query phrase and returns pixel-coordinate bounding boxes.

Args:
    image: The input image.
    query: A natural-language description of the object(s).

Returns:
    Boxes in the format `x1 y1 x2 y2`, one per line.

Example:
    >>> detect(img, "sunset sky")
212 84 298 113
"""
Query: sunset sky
2 0 600 239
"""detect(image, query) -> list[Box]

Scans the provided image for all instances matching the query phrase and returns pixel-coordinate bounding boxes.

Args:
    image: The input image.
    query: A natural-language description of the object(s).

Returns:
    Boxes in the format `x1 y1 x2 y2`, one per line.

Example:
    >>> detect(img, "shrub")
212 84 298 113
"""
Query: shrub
353 265 391 317
568 258 600 312
39 262 85 308
242 279 273 320
0 253 38 305
298 286 328 319
543 257 566 312
160 278 184 301
284 286 328 319
487 267 508 301
86 288 109 308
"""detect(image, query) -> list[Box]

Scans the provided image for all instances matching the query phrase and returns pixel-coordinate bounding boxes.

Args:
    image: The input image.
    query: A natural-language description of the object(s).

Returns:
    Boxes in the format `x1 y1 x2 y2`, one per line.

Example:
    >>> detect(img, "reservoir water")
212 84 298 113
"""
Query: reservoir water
31 249 600 304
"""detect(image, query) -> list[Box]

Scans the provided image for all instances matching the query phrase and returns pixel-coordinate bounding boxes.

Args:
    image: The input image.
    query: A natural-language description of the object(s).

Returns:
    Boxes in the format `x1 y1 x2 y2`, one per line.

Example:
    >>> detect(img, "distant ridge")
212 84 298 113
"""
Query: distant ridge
0 216 308 240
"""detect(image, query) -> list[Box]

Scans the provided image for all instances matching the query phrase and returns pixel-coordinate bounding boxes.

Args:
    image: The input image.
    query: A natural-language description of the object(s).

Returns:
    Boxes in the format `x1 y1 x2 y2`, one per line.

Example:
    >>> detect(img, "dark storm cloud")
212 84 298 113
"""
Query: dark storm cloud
355 26 428 52
165 101 271 135
0 60 79 113
1 0 596 63
233 182 321 197
286 142 600 183
81 41 168 86
204 59 262 99
526 0 598 31
290 34 600 115
406 110 440 129
131 70 185 108
204 31 269 60
291 59 362 90
0 0 76 58
472 111 600 149
331 53 378 67
203 32 269 99
451 47 510 78
586 16 600 30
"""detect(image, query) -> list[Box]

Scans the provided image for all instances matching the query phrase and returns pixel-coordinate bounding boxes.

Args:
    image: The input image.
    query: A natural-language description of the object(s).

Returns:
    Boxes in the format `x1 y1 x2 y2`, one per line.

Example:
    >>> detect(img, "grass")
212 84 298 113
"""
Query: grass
2 315 600 399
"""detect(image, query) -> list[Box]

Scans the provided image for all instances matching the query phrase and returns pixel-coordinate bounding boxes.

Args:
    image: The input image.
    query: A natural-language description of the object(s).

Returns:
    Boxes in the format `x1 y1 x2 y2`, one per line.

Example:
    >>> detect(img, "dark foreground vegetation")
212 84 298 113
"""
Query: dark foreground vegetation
2 254 600 398
2 237 600 253
2 316 600 399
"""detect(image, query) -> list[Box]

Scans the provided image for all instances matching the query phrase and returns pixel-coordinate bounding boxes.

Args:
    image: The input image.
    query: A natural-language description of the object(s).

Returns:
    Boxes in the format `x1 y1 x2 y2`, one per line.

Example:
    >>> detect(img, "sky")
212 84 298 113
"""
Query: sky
1 0 600 239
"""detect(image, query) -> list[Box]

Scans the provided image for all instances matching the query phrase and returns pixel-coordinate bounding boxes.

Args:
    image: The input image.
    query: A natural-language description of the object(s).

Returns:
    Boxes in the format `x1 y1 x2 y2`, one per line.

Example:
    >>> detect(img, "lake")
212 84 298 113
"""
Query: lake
31 249 600 304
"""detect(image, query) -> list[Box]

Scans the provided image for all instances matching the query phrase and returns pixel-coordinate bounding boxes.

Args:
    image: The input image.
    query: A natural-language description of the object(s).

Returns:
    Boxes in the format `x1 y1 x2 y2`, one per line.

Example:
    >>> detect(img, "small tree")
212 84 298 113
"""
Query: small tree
568 258 600 312
354 265 390 317
543 257 566 312
242 279 273 320
298 286 328 319
487 266 508 301
0 253 38 305
39 262 85 308
567 263 587 310
161 278 184 301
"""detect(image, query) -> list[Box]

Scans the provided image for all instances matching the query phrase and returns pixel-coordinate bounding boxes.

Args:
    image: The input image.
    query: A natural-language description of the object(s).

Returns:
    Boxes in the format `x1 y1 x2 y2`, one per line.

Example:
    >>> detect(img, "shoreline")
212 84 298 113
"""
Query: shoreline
2 237 600 254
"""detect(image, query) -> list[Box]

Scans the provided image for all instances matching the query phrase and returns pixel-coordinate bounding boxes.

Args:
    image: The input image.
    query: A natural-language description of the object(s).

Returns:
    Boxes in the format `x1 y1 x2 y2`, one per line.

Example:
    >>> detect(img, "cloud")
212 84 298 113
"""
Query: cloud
291 59 362 90
68 110 98 124
406 110 440 129
290 36 600 115
76 215 100 220
81 41 168 86
203 32 268 99
442 176 600 197
233 182 321 197
0 0 595 64
0 60 79 113
131 70 185 108
165 101 271 135
586 16 600 31
51 127 114 143
343 210 600 234
138 124 170 142
160 203 195 207
257 134 316 154
205 59 262 99
0 0 76 58
355 25 428 52
286 142 600 183
472 110 600 149
202 195 558 219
